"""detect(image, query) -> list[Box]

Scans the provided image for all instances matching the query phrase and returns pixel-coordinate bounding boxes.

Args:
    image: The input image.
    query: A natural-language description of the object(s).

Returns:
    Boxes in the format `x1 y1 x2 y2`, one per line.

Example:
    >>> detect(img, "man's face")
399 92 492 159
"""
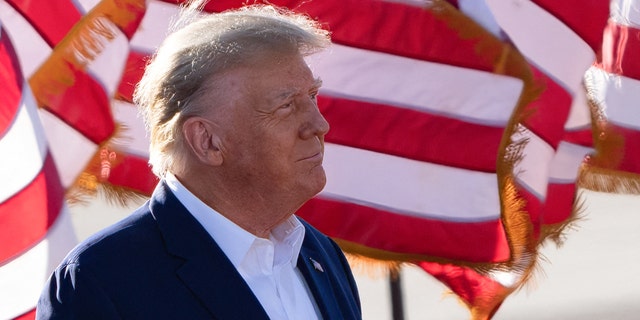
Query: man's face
207 52 330 207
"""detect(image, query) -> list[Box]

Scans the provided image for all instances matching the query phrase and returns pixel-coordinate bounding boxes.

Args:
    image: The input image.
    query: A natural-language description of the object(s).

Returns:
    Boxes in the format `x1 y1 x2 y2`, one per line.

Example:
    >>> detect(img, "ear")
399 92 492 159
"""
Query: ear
182 117 224 166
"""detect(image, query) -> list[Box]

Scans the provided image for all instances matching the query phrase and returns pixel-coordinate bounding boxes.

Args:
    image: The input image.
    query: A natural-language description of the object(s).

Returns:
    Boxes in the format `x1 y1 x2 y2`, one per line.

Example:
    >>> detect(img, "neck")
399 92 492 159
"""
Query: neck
174 170 298 238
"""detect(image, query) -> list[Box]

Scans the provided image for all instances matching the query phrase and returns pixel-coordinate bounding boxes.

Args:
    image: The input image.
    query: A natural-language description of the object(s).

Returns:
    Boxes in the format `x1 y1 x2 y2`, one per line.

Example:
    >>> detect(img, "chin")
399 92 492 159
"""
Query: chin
300 172 327 199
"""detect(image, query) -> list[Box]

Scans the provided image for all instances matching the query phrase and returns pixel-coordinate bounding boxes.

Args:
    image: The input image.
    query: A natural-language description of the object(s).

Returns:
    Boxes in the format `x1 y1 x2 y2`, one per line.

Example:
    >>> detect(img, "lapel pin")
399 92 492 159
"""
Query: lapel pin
310 258 324 273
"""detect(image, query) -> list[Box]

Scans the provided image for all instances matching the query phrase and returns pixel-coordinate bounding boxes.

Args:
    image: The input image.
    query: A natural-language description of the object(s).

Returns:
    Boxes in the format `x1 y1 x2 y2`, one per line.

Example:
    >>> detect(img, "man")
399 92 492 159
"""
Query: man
36 3 361 319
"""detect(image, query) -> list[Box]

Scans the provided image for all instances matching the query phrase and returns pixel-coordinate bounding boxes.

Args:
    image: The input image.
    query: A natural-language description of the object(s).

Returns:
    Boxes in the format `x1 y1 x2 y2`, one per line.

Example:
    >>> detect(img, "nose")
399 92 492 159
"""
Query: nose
300 100 330 140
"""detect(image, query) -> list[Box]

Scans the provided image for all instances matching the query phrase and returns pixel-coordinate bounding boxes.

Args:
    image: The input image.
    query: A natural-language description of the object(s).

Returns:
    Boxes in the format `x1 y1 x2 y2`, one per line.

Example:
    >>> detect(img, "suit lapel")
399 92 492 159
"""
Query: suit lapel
175 257 268 319
149 183 270 320
298 246 342 320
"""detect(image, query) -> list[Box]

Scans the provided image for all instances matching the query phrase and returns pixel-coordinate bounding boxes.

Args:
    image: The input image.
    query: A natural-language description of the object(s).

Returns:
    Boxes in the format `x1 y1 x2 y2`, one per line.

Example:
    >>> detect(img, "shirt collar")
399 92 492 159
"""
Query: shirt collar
271 215 305 268
164 173 305 271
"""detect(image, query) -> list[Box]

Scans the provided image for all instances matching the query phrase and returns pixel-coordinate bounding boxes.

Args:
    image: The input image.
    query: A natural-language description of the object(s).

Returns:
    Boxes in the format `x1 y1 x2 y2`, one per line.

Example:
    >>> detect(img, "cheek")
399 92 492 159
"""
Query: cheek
258 125 298 153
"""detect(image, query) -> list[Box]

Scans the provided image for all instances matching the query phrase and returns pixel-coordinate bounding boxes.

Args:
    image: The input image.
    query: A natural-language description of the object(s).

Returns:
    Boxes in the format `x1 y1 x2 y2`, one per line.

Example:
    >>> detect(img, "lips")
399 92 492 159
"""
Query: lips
299 152 323 162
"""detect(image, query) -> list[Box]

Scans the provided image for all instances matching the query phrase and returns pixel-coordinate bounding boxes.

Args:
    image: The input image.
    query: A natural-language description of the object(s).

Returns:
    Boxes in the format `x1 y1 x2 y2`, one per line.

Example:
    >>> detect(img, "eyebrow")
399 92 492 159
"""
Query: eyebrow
312 77 323 89
273 77 323 102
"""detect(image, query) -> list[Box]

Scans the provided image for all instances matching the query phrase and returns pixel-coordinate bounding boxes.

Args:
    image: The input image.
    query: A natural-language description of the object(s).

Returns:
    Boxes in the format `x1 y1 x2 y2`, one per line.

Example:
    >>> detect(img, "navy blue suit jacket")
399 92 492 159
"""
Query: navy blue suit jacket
36 182 361 319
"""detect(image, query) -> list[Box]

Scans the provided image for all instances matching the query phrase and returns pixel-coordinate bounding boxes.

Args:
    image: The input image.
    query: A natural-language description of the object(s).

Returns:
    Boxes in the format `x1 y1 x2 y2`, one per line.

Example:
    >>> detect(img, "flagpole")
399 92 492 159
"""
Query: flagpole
389 267 405 320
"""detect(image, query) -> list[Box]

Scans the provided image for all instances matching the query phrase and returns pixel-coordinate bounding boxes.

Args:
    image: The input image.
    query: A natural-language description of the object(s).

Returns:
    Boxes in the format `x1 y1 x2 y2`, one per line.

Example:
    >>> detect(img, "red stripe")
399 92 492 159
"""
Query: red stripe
117 50 150 102
298 197 510 263
107 153 159 195
284 0 501 71
42 68 115 144
419 261 506 310
5 0 82 47
518 182 580 238
163 0 503 71
521 66 573 149
541 182 577 225
600 22 640 81
532 0 610 53
563 128 594 147
0 28 23 134
319 96 503 172
13 308 36 320
0 153 64 264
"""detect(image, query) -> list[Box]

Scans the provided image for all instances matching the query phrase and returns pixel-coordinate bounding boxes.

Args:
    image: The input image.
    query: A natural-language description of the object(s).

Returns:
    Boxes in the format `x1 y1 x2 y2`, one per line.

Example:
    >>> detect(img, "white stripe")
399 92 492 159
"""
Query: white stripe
0 1 52 77
0 84 47 204
38 109 97 188
588 68 640 130
512 127 554 199
130 0 181 52
85 21 129 96
76 0 100 13
112 100 150 157
549 142 593 182
611 0 640 28
565 88 592 130
0 208 77 320
321 143 501 221
307 44 524 126
485 0 595 94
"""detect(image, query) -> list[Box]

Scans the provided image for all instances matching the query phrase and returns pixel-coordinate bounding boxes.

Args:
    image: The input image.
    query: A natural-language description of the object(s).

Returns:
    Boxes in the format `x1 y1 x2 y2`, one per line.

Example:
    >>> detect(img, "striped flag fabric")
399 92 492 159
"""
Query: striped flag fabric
480 0 609 243
0 0 145 317
413 1 612 317
0 20 76 320
582 0 640 191
1 0 147 195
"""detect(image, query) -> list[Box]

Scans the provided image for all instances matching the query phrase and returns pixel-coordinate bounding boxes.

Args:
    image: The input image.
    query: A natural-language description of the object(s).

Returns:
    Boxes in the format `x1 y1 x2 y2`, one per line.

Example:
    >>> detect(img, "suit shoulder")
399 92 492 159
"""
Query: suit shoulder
62 203 161 267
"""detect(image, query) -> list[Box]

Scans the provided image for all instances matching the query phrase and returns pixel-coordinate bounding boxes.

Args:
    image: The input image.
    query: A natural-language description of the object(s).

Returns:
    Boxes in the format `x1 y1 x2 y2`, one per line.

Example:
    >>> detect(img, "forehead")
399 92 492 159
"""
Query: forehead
196 51 319 118
249 52 314 81
236 53 317 97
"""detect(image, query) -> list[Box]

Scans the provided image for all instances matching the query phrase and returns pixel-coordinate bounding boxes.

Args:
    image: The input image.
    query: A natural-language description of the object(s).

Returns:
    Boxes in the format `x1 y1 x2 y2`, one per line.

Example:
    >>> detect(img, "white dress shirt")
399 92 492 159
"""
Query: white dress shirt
165 173 321 320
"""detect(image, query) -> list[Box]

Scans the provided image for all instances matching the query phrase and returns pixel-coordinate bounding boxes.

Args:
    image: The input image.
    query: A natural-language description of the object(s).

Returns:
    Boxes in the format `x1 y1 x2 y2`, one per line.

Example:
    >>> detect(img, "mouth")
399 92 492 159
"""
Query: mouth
299 152 323 162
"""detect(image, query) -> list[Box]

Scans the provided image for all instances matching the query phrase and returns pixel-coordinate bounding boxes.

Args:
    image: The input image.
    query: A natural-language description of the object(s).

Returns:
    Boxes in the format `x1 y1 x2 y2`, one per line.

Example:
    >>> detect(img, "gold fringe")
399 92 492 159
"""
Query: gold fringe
65 122 150 207
539 193 586 248
336 239 511 275
581 71 640 194
578 164 640 194
29 0 146 108
344 253 404 280
97 182 149 207
65 123 123 202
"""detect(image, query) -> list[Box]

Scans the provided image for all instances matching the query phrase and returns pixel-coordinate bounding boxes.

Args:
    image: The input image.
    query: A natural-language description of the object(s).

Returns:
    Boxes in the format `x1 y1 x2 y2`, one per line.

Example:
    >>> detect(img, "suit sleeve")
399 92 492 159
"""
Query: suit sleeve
36 263 121 320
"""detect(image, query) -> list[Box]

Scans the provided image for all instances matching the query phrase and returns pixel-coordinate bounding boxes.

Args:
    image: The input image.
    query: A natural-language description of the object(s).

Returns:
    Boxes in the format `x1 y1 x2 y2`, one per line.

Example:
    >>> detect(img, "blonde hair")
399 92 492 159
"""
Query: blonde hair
134 4 330 177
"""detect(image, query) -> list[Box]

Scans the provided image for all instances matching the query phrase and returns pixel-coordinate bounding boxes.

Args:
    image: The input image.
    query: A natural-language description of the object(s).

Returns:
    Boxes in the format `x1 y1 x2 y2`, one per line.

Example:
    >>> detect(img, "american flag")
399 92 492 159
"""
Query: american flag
0 0 145 318
1 0 638 319
0 17 76 320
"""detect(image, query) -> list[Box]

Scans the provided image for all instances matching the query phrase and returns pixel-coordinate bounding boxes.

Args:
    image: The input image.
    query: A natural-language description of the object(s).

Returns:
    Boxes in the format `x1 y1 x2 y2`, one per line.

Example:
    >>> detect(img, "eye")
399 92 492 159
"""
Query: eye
309 90 319 101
